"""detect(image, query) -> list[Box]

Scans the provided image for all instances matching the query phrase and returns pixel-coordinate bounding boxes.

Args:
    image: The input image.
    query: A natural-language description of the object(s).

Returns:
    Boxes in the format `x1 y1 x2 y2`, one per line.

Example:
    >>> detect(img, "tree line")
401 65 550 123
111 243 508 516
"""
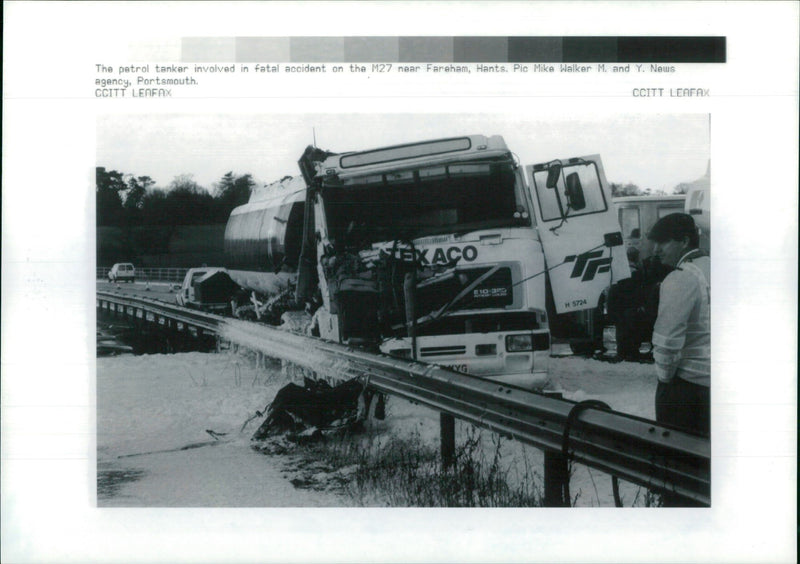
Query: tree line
610 181 698 197
97 167 690 228
96 168 255 227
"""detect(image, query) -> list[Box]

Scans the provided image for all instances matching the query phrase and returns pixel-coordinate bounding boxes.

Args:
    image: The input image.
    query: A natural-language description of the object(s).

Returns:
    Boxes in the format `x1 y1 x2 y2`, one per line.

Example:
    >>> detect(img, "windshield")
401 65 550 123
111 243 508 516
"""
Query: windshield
322 159 530 249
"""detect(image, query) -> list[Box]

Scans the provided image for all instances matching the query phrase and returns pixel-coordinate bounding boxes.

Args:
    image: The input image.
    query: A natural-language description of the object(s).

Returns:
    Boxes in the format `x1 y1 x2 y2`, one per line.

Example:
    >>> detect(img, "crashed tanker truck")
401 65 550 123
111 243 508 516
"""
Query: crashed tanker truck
224 135 629 389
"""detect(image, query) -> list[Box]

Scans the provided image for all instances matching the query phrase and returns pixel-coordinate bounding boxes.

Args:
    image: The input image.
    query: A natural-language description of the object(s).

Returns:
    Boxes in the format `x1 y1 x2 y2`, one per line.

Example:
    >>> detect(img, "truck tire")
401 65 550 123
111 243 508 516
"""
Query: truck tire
569 338 595 356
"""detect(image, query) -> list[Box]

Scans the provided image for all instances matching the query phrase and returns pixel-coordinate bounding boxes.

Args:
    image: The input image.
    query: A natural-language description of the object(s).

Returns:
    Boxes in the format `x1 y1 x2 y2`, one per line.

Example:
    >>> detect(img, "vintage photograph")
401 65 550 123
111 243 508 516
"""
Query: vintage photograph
4 1 798 561
96 114 710 508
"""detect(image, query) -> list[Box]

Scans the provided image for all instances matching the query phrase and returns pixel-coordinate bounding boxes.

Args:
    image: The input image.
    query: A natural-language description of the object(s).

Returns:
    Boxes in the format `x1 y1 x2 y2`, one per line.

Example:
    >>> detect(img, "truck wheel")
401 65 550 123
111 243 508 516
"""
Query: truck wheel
569 338 595 356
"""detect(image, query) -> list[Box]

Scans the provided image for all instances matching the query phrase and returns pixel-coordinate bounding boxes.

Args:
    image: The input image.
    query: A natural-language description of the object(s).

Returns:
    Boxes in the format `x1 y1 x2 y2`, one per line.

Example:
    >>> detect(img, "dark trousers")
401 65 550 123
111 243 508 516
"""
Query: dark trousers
655 377 710 507
656 377 710 437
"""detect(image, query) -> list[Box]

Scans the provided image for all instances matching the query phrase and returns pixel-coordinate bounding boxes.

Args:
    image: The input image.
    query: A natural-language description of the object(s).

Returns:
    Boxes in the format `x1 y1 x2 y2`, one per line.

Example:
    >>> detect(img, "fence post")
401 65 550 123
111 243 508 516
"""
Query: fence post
440 413 455 469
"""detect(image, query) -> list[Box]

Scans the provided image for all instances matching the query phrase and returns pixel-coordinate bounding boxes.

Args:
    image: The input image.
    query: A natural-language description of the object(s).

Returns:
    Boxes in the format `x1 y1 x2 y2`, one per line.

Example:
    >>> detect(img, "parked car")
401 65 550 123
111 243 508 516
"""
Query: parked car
108 262 136 283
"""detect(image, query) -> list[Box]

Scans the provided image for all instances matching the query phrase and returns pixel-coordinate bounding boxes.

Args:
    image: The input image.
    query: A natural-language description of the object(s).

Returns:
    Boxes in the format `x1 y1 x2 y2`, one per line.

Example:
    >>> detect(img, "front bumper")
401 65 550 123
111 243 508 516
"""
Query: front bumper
484 370 549 391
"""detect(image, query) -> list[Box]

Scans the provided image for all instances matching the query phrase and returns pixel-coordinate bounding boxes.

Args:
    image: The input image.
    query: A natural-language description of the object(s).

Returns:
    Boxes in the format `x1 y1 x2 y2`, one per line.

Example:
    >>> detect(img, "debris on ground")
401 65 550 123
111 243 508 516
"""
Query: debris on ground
251 377 369 440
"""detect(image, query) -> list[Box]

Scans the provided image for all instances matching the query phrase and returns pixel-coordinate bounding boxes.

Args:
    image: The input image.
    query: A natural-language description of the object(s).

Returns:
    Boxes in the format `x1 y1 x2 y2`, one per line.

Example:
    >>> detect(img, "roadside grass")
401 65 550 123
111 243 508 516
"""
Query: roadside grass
310 425 544 507
242 357 657 507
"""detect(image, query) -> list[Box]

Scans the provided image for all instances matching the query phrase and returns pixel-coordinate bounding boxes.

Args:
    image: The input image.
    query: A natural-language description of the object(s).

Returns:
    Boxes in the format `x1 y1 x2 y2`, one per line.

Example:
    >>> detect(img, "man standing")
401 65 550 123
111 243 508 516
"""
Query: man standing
648 213 710 437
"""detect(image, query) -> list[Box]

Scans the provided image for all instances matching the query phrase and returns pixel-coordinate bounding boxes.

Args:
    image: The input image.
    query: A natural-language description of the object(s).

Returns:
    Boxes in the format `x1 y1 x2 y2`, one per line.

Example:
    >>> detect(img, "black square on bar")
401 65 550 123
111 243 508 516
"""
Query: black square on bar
617 37 726 63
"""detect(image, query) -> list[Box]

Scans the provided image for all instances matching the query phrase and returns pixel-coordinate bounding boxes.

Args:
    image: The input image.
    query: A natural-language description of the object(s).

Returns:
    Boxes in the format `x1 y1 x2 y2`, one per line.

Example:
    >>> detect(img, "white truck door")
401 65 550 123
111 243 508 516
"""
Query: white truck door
526 155 630 314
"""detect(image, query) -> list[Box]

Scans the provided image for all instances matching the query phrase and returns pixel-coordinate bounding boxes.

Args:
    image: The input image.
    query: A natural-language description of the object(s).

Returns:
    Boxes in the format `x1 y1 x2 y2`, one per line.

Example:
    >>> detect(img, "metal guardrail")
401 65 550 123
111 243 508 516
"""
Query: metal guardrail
97 267 189 283
98 290 224 332
96 290 711 506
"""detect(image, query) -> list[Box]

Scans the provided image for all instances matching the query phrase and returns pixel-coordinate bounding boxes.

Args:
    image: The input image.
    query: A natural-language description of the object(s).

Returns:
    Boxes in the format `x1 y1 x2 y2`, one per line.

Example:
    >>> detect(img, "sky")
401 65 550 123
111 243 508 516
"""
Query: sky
97 113 710 194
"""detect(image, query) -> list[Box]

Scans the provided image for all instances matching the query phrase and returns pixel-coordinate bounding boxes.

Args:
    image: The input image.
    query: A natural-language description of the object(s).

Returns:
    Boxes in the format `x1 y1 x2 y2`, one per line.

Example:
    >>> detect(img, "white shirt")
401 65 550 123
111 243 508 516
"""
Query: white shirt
652 250 710 385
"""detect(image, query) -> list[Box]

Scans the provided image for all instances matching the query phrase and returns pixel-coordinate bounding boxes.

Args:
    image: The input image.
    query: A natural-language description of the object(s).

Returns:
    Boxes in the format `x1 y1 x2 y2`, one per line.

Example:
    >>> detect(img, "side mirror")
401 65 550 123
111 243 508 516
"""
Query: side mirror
565 172 586 210
545 164 562 189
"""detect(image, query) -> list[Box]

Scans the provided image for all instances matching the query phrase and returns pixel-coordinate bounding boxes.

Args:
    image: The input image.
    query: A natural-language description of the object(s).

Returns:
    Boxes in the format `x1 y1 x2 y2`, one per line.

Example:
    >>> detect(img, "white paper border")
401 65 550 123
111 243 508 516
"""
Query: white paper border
2 2 797 563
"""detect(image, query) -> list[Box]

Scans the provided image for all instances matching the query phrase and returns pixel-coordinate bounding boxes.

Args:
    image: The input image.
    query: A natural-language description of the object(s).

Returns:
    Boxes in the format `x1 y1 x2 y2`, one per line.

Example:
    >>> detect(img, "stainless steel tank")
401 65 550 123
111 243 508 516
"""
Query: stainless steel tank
223 178 306 296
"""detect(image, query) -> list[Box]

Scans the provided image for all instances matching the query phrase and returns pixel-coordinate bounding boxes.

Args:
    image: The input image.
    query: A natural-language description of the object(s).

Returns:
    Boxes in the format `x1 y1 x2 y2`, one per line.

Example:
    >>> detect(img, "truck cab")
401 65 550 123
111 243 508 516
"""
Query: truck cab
302 137 628 389
224 135 629 390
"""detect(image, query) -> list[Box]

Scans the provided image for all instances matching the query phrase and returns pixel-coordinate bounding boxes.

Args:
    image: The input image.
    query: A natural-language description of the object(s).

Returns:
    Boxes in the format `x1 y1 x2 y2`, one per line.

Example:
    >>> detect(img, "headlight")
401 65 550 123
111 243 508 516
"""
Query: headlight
505 334 533 352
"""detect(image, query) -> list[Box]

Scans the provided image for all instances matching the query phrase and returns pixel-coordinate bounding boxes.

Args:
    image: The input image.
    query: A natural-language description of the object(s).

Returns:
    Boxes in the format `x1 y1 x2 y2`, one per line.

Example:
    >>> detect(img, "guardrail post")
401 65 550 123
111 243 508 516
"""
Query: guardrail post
440 413 455 469
541 390 568 507
543 449 569 507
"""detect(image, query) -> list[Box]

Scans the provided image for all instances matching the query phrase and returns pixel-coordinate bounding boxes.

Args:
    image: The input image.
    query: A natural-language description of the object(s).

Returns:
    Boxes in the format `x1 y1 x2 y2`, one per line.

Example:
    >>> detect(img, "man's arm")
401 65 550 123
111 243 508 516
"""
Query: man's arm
651 271 698 382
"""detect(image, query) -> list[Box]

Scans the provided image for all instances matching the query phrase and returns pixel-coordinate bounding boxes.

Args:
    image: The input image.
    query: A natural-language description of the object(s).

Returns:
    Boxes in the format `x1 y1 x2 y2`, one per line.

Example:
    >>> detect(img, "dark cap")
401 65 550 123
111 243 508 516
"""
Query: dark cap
647 213 699 247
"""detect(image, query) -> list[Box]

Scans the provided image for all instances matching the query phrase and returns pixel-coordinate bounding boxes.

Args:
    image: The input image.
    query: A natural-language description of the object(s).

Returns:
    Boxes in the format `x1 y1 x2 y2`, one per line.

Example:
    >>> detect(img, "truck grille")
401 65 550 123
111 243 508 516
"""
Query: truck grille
416 266 513 314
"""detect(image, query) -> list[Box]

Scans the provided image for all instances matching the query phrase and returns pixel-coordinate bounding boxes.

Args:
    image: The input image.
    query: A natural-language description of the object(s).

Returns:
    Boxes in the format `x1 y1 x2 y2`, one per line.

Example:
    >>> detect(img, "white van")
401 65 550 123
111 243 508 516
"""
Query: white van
614 196 687 260
108 262 136 283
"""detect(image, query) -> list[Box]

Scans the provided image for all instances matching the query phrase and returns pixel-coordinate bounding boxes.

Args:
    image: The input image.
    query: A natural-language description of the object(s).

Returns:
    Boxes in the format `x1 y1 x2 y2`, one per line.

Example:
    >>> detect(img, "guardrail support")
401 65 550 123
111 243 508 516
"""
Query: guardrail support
440 413 455 469
542 390 568 507
543 450 569 507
